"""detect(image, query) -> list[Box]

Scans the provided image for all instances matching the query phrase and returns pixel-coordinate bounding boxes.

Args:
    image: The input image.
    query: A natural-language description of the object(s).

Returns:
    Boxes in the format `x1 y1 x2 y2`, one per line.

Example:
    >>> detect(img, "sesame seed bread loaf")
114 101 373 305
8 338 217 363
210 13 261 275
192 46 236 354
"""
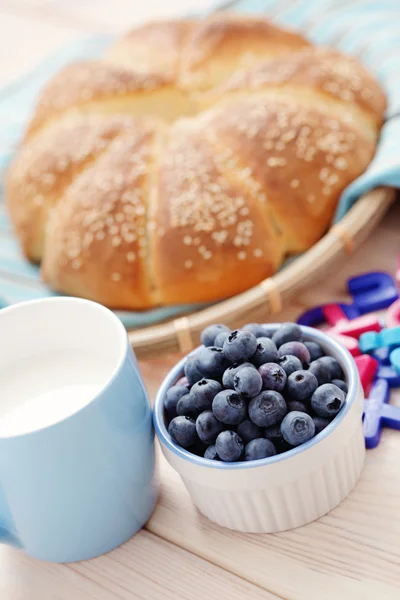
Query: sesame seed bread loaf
5 14 386 309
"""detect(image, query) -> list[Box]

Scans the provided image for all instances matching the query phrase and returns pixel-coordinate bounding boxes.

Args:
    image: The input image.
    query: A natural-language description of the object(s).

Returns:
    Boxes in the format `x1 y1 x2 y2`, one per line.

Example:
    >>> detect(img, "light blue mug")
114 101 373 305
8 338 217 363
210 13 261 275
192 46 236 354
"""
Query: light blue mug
0 297 157 562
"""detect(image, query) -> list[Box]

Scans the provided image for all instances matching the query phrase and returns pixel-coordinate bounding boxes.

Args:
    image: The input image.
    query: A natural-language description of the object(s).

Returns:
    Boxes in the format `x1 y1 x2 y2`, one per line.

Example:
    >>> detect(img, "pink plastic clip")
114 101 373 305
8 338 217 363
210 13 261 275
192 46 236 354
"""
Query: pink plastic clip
386 298 400 328
327 313 381 340
329 332 361 357
355 354 378 394
322 304 349 327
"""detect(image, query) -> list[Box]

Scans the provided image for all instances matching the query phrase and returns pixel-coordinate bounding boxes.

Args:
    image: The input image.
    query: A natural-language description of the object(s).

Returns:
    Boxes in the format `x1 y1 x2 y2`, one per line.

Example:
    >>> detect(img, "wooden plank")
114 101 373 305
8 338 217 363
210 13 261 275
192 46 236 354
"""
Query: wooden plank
0 530 279 600
147 439 400 600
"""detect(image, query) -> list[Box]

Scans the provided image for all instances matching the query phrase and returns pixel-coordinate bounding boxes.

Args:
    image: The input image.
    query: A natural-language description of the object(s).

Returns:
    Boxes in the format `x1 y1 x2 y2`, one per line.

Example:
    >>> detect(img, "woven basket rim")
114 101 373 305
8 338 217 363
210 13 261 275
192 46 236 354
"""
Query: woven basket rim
129 186 395 358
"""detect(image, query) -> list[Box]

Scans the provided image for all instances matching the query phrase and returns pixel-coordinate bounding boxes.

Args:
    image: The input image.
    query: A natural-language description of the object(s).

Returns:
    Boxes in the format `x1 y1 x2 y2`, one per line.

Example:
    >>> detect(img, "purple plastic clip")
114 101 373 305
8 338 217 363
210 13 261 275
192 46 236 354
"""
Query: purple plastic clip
348 272 399 314
363 379 400 448
372 346 391 366
376 365 400 388
297 303 358 327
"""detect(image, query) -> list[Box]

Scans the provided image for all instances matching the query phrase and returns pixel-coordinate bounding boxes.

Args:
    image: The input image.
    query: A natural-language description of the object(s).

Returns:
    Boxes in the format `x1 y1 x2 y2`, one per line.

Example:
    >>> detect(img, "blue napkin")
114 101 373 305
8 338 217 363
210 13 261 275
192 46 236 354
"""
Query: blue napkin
0 0 398 325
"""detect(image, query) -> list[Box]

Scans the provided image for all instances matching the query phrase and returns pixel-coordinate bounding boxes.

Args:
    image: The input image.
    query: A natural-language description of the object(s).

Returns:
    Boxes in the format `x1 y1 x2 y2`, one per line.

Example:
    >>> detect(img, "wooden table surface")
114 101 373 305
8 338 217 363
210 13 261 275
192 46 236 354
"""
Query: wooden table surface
1 2 400 599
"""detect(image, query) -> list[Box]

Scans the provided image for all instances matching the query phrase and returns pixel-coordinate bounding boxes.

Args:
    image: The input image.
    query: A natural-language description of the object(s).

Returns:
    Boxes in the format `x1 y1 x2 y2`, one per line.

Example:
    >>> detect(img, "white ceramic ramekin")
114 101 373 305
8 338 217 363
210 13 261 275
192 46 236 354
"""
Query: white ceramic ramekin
154 325 365 533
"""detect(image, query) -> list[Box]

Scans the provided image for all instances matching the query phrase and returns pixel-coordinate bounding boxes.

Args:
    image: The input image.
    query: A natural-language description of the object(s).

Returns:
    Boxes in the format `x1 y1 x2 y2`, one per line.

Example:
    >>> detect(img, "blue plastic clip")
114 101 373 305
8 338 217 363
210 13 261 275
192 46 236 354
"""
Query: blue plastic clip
363 379 400 448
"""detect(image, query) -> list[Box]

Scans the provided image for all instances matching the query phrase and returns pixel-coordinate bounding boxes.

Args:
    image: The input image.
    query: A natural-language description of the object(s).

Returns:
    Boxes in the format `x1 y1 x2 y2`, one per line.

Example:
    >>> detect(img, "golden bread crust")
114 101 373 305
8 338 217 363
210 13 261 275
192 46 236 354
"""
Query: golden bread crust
5 14 387 309
209 47 386 130
41 118 165 309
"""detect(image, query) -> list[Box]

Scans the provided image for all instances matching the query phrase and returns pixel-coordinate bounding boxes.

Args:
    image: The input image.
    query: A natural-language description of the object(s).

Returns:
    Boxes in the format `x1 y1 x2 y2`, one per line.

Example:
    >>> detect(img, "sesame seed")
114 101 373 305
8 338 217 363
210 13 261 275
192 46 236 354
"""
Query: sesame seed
334 157 347 170
96 231 105 241
111 272 121 282
290 179 300 189
267 157 286 167
112 236 121 247
33 194 44 206
185 260 193 269
126 251 136 262
183 235 192 245
237 251 247 260
253 248 263 257
71 259 82 270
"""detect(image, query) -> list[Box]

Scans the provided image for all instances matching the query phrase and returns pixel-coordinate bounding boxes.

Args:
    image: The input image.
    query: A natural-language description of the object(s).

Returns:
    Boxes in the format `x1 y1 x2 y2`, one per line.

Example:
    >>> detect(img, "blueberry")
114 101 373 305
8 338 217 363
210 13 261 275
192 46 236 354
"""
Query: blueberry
223 330 258 363
233 366 262 398
275 440 295 454
308 359 331 385
214 330 231 348
184 354 203 386
164 384 190 419
258 362 287 392
272 323 302 348
251 337 279 367
263 424 293 454
243 323 269 338
312 415 331 434
304 341 324 361
287 400 311 415
331 379 348 394
176 394 199 419
287 369 318 400
311 383 345 417
215 430 244 462
204 444 219 460
194 346 228 380
318 356 344 380
248 390 287 427
201 324 230 347
189 439 208 456
278 354 303 376
278 341 310 365
244 438 276 461
168 416 198 448
261 325 276 338
176 376 189 387
190 379 223 411
212 389 247 425
196 410 223 444
222 362 255 389
263 423 284 444
280 411 316 446
237 419 263 444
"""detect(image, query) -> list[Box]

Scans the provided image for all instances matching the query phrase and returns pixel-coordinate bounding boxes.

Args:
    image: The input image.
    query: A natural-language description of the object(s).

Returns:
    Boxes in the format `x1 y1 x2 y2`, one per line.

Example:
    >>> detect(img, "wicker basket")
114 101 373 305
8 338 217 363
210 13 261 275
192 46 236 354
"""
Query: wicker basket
128 187 395 359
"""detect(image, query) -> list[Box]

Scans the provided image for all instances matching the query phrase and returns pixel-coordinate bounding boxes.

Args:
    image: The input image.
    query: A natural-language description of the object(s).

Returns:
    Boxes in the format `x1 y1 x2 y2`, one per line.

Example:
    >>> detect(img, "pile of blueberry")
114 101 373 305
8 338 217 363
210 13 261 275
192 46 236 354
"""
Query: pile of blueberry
165 323 347 463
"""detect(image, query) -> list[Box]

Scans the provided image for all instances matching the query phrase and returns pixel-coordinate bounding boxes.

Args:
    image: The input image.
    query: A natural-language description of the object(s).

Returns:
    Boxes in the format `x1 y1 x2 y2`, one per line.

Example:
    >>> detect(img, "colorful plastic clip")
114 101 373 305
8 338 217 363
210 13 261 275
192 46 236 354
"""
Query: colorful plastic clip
297 304 361 356
363 379 400 448
348 272 398 314
359 327 400 354
355 355 378 394
386 298 400 328
297 303 358 327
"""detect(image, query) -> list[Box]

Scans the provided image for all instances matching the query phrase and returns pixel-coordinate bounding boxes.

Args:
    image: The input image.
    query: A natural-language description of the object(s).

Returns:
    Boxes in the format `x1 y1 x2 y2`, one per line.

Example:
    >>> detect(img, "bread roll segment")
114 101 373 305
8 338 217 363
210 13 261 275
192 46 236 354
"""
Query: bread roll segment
5 14 386 309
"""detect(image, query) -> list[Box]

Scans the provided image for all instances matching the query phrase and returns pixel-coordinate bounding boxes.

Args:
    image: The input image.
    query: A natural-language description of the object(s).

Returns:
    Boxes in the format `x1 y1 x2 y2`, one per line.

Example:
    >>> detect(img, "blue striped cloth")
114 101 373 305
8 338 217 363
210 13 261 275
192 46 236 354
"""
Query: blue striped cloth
0 0 399 326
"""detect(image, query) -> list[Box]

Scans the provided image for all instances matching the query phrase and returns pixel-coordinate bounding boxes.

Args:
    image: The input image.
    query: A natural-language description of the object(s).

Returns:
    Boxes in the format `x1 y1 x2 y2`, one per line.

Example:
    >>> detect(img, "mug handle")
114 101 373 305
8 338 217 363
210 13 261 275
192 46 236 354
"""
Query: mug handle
0 482 20 547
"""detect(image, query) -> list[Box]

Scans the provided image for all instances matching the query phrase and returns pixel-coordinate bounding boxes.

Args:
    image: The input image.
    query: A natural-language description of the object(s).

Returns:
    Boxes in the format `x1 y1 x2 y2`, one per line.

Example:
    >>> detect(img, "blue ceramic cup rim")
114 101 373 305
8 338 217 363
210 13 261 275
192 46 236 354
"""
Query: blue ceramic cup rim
0 297 129 440
154 324 359 470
